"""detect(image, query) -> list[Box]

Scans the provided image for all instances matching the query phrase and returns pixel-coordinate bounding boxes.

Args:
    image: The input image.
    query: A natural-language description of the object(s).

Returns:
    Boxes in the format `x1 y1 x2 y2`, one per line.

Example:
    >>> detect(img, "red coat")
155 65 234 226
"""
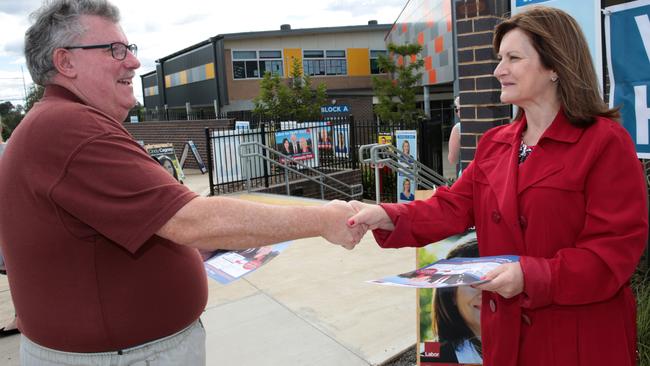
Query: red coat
374 111 648 366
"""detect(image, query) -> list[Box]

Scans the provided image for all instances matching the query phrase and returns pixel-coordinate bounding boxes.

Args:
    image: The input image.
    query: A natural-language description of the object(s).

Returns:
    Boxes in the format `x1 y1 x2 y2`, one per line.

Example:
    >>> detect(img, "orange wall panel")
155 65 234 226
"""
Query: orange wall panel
283 48 302 76
347 48 370 76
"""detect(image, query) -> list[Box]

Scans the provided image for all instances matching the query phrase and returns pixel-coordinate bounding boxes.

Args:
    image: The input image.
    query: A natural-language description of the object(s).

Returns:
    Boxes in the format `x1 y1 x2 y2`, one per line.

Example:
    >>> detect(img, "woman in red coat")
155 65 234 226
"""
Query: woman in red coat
348 6 647 366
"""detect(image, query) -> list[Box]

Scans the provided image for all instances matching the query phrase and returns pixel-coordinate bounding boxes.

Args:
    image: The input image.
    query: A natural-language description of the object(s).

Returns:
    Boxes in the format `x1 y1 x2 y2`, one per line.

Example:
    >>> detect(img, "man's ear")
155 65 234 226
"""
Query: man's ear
52 48 77 78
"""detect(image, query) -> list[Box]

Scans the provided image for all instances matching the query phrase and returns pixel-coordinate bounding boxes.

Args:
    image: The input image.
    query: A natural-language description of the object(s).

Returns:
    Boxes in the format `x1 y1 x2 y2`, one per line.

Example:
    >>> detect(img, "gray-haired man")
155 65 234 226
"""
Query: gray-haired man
0 1 362 365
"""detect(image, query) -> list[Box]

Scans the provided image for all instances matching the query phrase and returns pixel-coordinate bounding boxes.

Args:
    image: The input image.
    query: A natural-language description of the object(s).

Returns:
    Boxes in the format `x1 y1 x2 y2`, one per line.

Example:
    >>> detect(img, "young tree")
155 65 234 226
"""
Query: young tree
1 84 44 140
253 58 327 122
372 43 425 126
252 70 291 121
24 84 44 112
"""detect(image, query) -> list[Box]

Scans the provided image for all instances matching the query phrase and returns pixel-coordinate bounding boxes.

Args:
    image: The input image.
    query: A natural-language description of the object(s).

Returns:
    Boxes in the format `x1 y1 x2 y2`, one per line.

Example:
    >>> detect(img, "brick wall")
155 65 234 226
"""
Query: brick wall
258 170 362 201
456 0 511 170
327 96 375 122
123 119 232 169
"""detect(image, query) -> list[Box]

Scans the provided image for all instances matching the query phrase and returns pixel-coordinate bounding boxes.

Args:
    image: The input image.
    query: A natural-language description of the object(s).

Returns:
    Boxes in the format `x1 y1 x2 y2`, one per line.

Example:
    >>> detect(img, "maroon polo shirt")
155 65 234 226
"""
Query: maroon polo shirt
0 85 207 352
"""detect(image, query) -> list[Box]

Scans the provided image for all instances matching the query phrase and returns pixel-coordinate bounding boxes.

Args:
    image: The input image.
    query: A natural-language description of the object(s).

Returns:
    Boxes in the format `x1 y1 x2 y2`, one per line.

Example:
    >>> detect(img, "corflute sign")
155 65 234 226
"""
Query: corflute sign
606 0 650 158
320 105 350 114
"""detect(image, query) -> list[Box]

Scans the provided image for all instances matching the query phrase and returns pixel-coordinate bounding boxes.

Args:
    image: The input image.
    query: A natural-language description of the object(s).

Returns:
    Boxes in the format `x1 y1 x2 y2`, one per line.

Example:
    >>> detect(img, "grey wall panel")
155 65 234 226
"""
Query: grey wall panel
142 74 157 88
165 80 218 108
164 44 214 74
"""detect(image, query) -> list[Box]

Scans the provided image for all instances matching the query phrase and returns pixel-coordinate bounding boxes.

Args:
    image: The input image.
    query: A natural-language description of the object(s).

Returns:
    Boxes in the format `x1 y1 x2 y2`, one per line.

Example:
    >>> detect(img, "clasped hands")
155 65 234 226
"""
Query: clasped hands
320 200 393 250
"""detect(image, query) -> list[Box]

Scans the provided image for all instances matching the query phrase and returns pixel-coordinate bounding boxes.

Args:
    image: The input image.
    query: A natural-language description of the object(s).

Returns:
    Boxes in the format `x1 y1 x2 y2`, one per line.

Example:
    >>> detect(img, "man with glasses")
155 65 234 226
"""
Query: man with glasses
0 1 362 365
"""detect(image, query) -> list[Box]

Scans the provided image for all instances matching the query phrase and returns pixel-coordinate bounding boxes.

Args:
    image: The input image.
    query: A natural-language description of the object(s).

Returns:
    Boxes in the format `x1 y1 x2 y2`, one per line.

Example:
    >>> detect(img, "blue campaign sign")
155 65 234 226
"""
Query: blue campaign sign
320 104 350 114
512 0 602 88
515 0 550 6
606 1 650 158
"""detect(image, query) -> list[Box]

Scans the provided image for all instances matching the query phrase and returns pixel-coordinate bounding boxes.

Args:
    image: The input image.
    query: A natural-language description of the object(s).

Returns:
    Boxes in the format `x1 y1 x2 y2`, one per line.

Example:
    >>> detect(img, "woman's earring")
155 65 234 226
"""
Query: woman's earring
551 76 558 82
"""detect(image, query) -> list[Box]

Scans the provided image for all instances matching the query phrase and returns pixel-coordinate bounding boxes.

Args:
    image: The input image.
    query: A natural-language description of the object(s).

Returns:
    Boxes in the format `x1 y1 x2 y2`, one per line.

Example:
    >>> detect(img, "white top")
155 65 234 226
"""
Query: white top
455 339 482 364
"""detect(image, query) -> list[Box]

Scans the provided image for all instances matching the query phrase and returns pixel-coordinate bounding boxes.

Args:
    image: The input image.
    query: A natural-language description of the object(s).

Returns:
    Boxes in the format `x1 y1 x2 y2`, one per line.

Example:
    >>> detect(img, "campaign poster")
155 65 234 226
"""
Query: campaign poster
333 123 350 157
369 255 517 289
417 229 482 365
145 143 185 182
317 124 333 149
204 242 290 285
212 129 265 183
395 130 417 162
275 128 316 164
397 174 415 202
378 132 393 145
396 130 418 203
235 120 250 131
605 0 650 158
180 140 208 174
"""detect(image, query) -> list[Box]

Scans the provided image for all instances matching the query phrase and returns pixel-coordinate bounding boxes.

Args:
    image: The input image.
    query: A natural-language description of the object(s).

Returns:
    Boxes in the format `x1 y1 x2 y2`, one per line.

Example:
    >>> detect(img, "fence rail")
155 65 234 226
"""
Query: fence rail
203 117 443 202
239 141 363 199
205 118 357 196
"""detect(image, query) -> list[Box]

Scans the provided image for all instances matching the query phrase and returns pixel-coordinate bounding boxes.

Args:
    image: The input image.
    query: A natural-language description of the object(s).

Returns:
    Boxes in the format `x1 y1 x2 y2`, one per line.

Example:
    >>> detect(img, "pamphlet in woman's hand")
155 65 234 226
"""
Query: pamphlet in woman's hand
203 242 290 284
368 255 519 288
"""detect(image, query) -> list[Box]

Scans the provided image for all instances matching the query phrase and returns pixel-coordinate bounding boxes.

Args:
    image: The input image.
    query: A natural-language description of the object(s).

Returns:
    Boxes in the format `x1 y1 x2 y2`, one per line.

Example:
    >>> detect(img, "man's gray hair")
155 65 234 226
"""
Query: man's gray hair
25 0 120 86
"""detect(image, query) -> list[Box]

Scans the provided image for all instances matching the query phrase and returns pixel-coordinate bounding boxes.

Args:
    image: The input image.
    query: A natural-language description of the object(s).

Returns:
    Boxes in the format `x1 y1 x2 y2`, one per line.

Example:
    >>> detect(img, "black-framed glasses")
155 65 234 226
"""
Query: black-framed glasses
63 42 137 60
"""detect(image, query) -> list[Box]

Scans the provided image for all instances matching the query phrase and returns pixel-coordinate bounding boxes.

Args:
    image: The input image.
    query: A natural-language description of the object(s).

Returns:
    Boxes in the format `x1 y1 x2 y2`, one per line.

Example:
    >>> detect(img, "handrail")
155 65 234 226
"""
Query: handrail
359 143 450 203
239 141 363 200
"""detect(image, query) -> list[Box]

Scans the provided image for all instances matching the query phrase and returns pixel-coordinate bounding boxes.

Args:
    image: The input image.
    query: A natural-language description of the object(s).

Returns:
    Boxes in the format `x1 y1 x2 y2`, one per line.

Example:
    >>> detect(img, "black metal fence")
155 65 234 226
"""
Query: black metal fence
205 117 357 196
204 116 443 202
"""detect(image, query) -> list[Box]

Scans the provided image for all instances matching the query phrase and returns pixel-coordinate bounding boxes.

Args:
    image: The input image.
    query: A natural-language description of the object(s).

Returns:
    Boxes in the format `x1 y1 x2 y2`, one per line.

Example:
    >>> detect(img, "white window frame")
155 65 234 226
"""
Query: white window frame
232 49 284 80
302 49 347 77
370 50 388 75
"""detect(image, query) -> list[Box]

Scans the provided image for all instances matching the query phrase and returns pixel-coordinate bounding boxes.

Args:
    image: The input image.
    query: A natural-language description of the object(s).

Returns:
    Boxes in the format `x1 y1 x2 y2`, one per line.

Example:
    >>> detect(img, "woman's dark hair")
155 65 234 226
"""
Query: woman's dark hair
493 6 619 126
433 238 481 356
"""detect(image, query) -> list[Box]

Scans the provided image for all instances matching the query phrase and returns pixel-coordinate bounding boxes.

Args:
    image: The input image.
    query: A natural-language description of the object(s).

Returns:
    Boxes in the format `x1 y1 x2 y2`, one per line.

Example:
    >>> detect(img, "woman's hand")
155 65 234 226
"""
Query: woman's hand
347 201 395 232
474 262 524 299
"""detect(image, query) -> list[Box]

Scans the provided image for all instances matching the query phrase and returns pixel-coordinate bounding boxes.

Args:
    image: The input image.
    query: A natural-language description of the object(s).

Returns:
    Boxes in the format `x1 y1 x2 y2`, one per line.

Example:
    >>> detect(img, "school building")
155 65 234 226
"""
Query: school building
140 22 391 122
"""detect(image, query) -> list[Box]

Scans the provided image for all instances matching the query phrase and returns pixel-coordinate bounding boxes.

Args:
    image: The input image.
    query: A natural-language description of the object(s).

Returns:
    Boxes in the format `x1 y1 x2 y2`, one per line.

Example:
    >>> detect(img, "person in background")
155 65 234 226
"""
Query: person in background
347 6 647 366
0 1 362 365
448 96 461 168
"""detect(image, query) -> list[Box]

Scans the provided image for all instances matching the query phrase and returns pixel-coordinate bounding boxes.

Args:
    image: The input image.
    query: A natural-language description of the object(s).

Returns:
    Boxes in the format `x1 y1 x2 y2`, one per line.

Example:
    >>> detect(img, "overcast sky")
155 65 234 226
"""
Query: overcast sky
0 0 405 107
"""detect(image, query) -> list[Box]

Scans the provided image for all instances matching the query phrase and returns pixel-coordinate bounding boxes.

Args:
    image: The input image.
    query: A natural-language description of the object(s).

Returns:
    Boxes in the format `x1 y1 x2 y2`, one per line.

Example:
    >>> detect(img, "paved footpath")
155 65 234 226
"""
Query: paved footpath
0 170 417 366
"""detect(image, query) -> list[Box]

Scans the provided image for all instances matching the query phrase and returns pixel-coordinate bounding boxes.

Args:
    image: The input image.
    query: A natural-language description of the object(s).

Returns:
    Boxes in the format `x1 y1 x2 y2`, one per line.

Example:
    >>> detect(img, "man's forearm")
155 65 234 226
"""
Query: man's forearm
158 196 340 250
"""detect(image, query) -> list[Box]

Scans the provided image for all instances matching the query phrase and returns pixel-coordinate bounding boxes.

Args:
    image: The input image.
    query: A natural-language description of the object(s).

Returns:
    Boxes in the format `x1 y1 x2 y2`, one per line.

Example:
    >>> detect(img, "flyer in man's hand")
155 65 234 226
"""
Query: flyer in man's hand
368 255 519 288
203 242 290 285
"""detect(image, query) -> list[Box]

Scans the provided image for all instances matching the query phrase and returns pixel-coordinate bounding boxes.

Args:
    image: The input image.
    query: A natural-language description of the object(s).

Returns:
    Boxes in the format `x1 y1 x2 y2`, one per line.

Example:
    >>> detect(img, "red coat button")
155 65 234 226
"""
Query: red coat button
491 210 501 223
489 299 497 312
522 313 532 325
519 215 528 229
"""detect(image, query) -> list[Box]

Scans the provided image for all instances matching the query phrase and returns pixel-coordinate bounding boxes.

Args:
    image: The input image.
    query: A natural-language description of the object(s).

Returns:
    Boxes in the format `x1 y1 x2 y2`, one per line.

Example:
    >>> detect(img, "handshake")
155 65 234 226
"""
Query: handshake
318 200 395 250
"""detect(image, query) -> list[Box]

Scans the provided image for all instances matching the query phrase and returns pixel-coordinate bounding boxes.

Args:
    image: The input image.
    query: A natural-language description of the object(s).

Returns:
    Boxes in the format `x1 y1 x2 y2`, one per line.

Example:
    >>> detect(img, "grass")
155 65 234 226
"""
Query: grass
635 262 650 366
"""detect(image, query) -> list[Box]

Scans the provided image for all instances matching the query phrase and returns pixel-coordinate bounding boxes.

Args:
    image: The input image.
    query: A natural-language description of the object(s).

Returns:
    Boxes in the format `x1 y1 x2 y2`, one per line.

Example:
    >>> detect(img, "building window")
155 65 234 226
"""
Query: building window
370 50 387 74
232 50 283 79
303 50 347 76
